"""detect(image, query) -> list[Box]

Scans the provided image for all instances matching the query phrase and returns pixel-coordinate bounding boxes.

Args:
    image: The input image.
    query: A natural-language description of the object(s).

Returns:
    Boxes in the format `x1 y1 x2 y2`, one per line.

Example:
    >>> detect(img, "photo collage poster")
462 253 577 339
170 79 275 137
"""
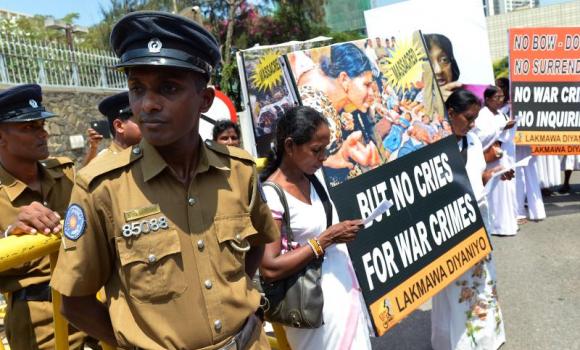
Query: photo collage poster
283 31 448 188
238 39 329 157
365 0 495 102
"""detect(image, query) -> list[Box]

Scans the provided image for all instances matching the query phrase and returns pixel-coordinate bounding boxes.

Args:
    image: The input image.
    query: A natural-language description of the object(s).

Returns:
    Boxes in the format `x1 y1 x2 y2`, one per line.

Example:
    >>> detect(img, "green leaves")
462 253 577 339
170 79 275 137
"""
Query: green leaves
493 56 509 79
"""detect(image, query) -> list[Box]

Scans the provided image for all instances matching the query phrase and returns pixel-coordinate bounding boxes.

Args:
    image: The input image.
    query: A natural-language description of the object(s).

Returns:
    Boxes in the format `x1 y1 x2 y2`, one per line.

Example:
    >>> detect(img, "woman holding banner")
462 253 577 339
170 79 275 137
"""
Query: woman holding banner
431 89 506 350
260 106 372 350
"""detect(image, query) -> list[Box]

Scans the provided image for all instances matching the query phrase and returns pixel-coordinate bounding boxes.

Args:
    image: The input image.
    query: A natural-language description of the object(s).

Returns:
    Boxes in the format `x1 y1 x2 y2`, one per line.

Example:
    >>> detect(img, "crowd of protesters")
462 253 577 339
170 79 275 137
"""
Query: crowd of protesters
0 10 576 350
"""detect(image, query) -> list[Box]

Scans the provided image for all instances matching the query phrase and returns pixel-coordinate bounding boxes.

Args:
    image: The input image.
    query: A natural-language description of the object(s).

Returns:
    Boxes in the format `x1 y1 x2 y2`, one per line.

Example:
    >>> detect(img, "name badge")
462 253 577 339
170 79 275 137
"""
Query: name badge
124 204 161 222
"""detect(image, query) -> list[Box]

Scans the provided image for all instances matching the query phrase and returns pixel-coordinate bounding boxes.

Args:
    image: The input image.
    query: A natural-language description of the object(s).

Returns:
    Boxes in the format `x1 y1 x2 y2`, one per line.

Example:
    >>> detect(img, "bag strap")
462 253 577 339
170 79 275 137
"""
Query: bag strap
306 174 333 229
262 181 295 244
460 136 468 166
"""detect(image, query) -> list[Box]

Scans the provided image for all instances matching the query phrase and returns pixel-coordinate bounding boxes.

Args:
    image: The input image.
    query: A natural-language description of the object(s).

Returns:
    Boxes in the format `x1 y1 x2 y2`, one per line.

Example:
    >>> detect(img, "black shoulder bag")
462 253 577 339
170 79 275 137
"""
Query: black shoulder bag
261 175 332 328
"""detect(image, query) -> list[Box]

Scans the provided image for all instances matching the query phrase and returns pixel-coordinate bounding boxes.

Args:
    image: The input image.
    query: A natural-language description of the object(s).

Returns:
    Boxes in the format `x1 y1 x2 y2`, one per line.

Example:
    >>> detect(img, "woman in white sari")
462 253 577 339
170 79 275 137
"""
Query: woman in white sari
260 106 372 350
432 89 507 350
473 85 518 236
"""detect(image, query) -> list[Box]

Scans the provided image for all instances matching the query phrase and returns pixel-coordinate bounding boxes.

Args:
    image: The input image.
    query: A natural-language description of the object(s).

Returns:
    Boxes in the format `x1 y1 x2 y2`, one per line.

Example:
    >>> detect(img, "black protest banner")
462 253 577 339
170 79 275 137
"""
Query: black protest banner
331 137 490 336
280 31 490 336
510 27 580 155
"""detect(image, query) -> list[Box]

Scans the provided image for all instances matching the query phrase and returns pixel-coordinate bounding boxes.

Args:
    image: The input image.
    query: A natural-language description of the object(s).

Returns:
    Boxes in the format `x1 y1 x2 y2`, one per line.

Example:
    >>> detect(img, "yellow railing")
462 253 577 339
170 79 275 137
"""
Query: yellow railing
0 233 61 272
0 231 290 350
0 294 6 349
0 233 114 350
0 233 62 350
256 157 268 172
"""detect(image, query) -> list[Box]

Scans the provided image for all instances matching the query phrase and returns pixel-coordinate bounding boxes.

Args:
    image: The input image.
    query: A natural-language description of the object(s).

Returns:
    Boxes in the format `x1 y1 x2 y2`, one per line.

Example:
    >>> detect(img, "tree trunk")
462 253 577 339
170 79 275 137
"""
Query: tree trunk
223 0 240 67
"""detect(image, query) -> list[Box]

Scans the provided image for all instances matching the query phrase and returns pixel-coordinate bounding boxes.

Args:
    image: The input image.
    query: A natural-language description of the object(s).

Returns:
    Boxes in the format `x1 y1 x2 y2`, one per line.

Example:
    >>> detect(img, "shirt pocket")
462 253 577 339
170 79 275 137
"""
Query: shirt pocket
213 214 258 279
115 229 187 303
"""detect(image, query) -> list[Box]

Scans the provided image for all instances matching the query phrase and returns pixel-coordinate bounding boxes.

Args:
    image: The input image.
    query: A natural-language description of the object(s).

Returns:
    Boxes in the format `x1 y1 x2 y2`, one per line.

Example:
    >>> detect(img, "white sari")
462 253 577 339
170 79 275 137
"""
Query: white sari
431 133 506 350
263 176 372 350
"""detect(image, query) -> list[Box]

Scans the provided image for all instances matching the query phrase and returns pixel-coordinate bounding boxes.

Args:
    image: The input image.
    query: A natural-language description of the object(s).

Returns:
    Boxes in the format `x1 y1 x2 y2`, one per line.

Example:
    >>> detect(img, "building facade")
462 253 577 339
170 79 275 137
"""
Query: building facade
325 0 372 33
0 9 31 21
486 0 580 60
483 0 540 16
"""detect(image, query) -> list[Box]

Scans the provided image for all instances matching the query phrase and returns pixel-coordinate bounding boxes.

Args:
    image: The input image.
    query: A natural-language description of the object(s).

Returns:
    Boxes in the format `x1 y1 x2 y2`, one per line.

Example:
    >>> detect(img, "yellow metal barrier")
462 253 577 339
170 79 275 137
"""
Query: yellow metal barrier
0 233 61 350
49 253 69 350
1 293 9 350
256 157 267 173
0 233 116 350
271 323 291 350
0 233 61 272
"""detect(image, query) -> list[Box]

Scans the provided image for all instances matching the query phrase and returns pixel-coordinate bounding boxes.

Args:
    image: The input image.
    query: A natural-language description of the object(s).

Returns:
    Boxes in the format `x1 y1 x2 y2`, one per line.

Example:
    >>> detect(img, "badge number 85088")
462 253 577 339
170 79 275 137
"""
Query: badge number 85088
122 217 169 237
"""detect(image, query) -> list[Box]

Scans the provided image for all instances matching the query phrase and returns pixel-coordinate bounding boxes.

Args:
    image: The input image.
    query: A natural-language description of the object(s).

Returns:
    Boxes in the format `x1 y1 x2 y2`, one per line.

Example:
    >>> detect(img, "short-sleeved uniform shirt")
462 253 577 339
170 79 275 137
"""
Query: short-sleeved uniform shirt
51 139 279 349
0 158 85 350
0 157 74 292
96 141 125 158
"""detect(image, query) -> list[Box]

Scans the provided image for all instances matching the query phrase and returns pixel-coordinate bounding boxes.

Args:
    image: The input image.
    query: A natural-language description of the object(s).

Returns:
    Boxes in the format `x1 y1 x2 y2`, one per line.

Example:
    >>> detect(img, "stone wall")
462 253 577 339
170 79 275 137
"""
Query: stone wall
1 84 125 166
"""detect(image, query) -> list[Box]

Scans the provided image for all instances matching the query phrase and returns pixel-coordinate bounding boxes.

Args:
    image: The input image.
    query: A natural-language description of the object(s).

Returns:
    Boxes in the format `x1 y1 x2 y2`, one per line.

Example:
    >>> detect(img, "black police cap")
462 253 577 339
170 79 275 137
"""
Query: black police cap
98 91 131 123
0 84 55 123
110 11 221 77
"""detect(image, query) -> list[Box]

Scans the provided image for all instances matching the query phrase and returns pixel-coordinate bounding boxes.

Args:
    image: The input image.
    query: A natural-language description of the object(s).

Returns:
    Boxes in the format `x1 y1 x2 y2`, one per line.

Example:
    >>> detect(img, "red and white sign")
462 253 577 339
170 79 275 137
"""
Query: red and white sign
199 89 237 141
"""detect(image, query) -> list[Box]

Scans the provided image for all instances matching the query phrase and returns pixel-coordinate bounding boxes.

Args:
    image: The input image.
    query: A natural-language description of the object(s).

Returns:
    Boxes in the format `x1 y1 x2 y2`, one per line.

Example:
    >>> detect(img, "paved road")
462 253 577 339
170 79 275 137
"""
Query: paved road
372 174 580 350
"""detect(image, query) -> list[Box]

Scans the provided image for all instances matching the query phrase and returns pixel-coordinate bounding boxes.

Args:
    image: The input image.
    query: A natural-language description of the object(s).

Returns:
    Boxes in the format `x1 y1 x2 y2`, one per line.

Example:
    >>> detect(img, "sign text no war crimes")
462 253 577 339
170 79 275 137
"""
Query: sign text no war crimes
328 137 491 335
513 82 580 131
510 27 580 152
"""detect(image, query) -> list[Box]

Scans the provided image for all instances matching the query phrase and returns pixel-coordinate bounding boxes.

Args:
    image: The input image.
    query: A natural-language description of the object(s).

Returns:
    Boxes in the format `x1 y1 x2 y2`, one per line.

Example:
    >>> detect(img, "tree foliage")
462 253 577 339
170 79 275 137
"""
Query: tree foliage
493 56 509 79
0 14 75 42
3 0 338 106
268 0 329 43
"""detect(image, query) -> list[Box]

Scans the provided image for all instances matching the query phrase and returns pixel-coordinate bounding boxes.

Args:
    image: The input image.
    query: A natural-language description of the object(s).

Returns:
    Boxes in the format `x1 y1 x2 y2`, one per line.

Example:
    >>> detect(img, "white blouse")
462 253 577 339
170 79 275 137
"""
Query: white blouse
459 132 487 207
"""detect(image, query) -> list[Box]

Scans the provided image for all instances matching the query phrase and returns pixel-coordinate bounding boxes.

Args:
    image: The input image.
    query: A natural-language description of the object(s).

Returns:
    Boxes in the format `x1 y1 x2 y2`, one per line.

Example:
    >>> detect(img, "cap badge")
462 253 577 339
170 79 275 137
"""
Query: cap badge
29 99 38 108
148 38 162 53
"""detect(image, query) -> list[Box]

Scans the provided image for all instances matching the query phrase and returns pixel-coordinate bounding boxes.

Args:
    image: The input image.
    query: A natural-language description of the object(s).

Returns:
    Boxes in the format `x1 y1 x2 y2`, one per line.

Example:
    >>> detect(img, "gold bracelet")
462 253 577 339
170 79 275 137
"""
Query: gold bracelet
307 239 320 258
309 238 324 258
314 238 324 256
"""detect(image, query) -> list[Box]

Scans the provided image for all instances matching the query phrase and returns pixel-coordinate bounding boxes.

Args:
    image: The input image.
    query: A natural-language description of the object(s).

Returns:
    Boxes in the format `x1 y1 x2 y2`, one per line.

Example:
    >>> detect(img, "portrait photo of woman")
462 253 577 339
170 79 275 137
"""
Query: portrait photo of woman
424 33 462 101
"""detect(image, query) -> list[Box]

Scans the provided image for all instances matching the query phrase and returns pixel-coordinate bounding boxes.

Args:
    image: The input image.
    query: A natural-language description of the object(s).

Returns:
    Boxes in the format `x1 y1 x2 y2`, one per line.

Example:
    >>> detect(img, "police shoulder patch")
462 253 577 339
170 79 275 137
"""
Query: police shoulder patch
205 139 255 164
63 204 86 241
76 146 140 190
41 157 74 169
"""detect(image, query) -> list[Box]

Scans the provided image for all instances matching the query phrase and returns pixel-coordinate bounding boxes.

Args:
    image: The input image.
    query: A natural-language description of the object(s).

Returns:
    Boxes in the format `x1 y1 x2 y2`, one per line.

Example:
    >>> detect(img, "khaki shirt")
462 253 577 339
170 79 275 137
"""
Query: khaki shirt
51 139 279 349
96 141 125 158
0 158 74 293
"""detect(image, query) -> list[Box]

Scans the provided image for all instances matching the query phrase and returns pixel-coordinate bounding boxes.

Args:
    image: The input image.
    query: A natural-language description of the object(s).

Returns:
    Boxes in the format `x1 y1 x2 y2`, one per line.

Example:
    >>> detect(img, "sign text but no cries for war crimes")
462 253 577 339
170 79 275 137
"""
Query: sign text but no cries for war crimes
355 152 478 291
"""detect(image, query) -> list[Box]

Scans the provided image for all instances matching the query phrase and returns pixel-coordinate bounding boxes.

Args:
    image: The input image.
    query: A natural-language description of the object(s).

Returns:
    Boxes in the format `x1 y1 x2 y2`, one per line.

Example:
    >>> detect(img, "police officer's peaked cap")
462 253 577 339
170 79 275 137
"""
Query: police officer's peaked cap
110 11 221 77
0 84 55 123
99 92 131 123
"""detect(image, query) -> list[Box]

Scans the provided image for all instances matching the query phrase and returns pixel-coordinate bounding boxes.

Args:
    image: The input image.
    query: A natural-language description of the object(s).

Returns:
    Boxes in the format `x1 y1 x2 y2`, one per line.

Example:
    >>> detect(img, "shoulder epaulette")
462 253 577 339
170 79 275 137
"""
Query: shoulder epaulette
204 139 255 164
41 157 74 169
76 145 142 190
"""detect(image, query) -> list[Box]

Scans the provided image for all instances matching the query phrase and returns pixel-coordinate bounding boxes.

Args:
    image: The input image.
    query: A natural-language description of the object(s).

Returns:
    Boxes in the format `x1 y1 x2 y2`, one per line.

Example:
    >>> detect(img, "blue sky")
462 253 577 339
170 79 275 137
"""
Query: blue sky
0 0 574 27
0 0 111 26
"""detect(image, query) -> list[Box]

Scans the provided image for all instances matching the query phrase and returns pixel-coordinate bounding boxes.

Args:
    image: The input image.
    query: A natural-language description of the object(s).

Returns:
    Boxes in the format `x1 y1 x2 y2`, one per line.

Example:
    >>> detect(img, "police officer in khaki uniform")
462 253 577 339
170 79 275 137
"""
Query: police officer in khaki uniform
83 91 142 166
0 84 85 349
50 11 279 350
